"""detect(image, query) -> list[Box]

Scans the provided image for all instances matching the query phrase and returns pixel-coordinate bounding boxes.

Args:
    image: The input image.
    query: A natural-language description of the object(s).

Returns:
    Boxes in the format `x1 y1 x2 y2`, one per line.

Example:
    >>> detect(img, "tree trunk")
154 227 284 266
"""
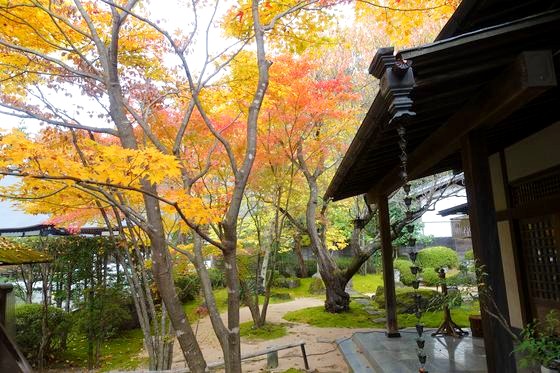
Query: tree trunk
20 265 34 304
222 247 242 373
149 233 207 373
65 269 72 312
38 263 51 372
293 233 307 278
322 271 350 313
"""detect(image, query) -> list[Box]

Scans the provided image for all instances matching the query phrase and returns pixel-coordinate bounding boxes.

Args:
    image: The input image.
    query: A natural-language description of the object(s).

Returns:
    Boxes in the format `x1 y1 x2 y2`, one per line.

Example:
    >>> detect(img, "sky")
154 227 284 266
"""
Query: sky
0 177 48 229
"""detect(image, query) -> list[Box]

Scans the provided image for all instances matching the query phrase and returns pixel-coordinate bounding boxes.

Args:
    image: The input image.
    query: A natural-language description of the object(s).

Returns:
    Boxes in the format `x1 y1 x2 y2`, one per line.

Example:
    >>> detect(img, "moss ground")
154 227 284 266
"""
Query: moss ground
239 321 288 340
58 328 147 372
352 273 384 294
283 299 480 329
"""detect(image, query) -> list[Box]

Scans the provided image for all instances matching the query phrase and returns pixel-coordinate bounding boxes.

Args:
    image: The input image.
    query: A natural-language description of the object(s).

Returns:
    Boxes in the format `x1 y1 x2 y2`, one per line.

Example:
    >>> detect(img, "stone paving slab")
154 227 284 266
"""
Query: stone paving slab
342 330 488 373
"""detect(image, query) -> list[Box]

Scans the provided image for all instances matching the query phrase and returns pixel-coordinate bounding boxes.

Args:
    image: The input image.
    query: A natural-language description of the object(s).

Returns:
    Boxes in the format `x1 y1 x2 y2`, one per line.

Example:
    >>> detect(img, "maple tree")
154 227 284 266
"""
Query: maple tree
256 13 464 313
0 0 462 370
356 0 460 47
0 1 343 372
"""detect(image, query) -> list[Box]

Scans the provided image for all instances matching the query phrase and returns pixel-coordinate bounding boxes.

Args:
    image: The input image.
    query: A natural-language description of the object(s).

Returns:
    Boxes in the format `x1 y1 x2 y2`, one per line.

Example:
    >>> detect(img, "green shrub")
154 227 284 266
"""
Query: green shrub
272 276 287 288
417 246 459 269
421 268 442 286
447 271 476 287
300 259 317 278
74 287 134 340
374 286 441 313
273 276 301 289
334 256 353 271
275 253 317 278
175 274 201 303
464 249 474 261
393 258 415 286
308 277 325 295
208 267 226 288
275 253 298 277
15 303 70 365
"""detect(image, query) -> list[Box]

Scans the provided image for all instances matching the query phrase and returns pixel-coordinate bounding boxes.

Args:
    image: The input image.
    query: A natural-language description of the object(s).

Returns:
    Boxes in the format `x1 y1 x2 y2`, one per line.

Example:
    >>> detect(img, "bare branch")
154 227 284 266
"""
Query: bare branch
0 103 119 135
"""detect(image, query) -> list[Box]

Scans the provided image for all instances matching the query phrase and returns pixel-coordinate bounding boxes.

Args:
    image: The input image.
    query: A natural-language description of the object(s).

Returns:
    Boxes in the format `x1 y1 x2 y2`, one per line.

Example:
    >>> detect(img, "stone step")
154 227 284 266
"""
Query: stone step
352 332 413 373
350 330 489 373
337 337 375 373
351 297 371 304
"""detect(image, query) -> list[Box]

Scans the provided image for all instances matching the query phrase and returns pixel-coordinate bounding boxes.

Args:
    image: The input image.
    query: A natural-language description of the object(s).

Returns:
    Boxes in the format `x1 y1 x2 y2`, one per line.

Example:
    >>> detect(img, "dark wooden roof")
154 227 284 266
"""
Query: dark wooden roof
436 0 560 41
326 7 560 201
0 224 110 237
439 203 469 216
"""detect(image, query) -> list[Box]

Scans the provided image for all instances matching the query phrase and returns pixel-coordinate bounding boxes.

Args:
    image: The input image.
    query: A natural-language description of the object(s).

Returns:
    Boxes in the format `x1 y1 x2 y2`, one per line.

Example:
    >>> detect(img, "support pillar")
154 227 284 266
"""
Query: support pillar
461 131 516 372
377 194 400 337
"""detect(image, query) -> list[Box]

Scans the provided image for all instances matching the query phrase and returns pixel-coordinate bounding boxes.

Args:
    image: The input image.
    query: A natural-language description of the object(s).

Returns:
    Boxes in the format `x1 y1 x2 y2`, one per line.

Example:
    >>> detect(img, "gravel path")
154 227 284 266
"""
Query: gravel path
171 297 371 372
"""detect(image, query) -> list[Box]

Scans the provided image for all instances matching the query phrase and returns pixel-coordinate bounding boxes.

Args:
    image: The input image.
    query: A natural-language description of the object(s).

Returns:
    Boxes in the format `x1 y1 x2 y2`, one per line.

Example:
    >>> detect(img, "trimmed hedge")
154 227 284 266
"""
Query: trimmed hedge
464 249 474 261
416 246 459 269
15 303 70 365
374 286 441 314
393 258 415 285
421 268 442 286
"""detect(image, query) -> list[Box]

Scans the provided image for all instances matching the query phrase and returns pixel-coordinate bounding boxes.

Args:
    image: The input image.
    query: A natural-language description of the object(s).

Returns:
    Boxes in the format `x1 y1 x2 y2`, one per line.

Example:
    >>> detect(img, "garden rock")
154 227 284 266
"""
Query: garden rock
308 277 325 295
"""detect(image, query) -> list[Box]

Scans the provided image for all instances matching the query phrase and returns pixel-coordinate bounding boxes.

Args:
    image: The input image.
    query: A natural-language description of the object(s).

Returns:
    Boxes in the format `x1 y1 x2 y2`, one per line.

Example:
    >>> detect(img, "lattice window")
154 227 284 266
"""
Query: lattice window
518 216 560 302
511 170 560 207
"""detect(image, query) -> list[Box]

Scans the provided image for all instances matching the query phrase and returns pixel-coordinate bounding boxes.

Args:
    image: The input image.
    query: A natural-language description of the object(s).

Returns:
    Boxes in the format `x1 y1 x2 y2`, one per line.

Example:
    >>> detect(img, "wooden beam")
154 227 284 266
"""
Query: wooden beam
369 50 557 197
461 132 516 372
376 194 400 337
405 10 560 60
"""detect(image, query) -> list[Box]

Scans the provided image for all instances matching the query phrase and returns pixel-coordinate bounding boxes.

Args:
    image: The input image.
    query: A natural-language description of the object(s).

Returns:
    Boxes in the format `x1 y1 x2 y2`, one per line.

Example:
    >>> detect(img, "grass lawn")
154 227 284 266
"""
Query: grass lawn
283 299 480 329
284 302 375 328
58 328 147 372
352 273 384 294
239 321 288 340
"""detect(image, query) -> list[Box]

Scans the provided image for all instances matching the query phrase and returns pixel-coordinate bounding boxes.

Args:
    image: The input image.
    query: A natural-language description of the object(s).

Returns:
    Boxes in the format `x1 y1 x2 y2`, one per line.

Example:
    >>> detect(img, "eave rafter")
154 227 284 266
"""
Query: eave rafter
369 50 558 197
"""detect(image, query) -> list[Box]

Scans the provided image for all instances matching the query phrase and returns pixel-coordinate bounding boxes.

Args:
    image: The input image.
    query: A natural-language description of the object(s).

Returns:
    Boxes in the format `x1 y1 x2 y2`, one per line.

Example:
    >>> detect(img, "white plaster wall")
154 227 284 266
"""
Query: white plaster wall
422 195 467 237
504 121 560 182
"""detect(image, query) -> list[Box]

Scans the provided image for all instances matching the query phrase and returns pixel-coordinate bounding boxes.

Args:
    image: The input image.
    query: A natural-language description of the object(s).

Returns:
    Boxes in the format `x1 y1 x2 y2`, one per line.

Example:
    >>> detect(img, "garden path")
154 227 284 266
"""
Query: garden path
172 297 371 372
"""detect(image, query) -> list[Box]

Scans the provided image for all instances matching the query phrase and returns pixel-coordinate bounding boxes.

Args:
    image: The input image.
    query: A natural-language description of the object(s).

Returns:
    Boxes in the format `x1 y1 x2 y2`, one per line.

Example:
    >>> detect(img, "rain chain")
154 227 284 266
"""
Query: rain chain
397 120 428 372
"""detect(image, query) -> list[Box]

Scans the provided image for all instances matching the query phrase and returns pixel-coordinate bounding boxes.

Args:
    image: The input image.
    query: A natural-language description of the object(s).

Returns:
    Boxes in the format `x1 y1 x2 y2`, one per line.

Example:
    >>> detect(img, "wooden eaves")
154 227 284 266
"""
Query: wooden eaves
325 9 560 202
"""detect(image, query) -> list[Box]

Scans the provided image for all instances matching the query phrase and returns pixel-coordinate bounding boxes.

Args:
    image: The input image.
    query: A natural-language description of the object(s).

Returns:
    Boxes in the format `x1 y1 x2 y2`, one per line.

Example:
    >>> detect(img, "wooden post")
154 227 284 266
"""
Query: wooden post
300 344 310 370
266 351 278 369
461 131 516 372
377 194 400 337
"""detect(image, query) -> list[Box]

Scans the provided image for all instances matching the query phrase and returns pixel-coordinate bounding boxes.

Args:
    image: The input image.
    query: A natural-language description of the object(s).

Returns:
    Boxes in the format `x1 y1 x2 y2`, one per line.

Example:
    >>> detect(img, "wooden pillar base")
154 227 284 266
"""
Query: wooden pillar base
385 331 402 338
